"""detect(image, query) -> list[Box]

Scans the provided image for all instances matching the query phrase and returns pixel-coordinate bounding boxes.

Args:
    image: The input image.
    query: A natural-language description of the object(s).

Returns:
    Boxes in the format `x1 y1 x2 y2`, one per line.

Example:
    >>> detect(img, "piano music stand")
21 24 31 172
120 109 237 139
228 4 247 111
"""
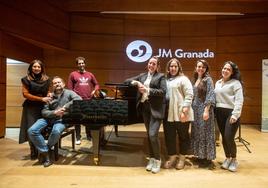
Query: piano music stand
235 124 251 153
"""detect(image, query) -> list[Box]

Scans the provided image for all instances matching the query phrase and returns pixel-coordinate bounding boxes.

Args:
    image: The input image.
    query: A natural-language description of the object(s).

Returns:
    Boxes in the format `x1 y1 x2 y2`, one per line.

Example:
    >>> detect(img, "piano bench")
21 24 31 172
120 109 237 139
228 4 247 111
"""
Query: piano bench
41 126 75 161
59 127 75 150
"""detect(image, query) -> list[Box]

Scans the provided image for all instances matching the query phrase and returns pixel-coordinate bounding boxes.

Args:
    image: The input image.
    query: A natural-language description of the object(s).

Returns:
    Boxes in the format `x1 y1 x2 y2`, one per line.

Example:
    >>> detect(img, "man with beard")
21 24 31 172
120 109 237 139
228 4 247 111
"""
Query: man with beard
28 76 81 167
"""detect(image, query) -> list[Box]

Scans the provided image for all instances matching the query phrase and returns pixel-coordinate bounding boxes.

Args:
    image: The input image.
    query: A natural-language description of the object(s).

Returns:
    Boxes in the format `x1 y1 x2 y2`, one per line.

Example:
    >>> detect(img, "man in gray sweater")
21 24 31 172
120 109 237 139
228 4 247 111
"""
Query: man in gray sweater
28 76 82 167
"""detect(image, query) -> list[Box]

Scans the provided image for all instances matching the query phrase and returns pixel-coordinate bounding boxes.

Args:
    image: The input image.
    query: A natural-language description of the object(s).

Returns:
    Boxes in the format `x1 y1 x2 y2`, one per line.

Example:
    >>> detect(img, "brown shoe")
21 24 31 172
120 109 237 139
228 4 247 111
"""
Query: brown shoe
175 155 186 170
164 155 177 169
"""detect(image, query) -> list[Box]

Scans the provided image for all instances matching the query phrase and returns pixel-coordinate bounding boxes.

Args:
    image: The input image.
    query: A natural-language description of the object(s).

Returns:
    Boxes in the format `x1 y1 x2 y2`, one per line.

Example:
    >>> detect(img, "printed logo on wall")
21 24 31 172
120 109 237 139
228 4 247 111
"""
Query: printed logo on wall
126 40 215 63
126 40 153 63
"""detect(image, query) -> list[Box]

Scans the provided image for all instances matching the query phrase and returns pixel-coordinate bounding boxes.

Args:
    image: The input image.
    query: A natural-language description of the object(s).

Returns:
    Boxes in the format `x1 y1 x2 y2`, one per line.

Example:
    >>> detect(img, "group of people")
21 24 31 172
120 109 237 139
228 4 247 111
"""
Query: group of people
19 57 100 167
125 56 244 174
18 56 244 173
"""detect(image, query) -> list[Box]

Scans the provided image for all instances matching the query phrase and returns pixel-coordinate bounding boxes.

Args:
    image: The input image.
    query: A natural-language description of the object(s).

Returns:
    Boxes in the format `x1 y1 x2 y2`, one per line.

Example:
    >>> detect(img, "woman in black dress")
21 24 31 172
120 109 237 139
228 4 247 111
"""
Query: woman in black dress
19 59 51 159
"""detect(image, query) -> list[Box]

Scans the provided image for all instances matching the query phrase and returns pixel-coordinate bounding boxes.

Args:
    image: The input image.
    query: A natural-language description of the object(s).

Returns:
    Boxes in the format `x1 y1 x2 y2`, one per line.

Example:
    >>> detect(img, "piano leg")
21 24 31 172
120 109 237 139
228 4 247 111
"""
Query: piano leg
114 125 119 137
91 129 100 165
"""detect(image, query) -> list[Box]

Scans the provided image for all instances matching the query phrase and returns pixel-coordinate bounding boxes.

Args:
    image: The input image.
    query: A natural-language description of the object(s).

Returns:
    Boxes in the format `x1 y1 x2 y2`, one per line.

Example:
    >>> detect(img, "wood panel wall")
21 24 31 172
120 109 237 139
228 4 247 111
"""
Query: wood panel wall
0 56 6 137
0 0 69 49
45 14 268 125
1 1 267 130
216 16 268 125
0 0 69 136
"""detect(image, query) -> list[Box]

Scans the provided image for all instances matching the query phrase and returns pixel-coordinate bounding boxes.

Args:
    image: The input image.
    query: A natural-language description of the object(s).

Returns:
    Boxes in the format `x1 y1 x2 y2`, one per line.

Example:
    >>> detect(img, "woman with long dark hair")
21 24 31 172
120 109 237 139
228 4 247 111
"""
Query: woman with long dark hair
214 61 244 172
19 59 51 159
191 59 216 169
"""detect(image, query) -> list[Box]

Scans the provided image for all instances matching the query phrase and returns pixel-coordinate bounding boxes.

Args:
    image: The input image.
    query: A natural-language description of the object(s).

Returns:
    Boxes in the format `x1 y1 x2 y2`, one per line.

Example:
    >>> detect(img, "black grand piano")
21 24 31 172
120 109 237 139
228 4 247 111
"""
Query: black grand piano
62 83 143 164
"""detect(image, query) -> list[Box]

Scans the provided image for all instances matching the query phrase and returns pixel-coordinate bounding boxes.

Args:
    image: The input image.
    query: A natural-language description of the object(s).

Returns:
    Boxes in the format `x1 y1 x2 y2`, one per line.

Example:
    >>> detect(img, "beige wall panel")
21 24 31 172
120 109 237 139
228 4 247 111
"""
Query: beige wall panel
170 20 216 37
7 64 28 86
0 110 5 137
125 20 169 36
70 33 124 51
6 107 22 128
216 35 268 53
6 86 24 107
71 15 124 34
0 4 69 49
217 16 268 36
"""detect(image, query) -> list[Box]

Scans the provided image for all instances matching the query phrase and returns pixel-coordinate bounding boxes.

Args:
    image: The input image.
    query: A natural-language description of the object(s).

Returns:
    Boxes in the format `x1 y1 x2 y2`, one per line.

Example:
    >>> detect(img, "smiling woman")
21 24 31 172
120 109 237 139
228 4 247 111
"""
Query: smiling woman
19 59 51 160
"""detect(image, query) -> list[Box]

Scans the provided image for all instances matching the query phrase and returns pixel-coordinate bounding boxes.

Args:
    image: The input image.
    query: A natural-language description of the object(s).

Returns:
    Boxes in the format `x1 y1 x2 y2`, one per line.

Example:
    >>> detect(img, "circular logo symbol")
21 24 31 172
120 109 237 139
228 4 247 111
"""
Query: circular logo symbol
126 40 152 63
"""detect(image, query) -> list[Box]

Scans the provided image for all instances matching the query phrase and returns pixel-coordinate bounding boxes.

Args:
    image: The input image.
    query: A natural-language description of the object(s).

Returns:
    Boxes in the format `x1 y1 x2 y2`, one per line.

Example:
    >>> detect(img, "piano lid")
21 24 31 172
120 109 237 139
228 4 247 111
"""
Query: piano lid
105 82 129 87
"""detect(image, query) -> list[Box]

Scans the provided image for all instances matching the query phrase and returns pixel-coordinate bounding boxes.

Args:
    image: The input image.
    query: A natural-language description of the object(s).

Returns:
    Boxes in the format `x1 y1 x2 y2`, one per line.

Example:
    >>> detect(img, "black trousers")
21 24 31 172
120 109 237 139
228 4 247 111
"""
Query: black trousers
75 124 91 140
163 120 190 156
141 101 162 160
215 107 239 158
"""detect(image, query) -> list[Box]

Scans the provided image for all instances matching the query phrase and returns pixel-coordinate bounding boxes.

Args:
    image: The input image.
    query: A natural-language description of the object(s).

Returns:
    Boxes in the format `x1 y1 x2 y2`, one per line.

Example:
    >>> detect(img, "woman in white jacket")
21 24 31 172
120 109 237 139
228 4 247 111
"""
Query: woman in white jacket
214 61 244 172
163 58 194 170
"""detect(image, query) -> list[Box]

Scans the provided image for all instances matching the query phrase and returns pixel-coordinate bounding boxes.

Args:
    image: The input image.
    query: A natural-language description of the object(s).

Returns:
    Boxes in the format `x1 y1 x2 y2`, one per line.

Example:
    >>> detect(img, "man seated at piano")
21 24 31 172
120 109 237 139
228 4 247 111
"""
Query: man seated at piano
28 76 82 167
124 56 167 174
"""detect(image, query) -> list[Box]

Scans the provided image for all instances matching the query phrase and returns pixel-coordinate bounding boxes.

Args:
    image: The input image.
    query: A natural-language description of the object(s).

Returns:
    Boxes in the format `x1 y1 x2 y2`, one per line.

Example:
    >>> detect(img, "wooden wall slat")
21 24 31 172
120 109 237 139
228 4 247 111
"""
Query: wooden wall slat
171 20 216 37
217 53 265 71
216 35 268 53
0 3 69 49
0 111 5 137
70 33 124 51
44 50 126 70
0 84 5 111
241 106 261 124
71 15 124 34
1 0 69 30
217 16 268 36
0 56 6 84
125 20 169 36
2 33 43 63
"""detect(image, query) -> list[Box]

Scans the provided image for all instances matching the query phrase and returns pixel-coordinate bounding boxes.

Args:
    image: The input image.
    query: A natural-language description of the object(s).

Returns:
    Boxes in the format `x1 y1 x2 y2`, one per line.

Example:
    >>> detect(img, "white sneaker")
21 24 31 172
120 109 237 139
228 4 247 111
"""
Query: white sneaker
75 140 81 145
228 159 238 172
151 159 161 174
221 158 231 169
146 158 155 171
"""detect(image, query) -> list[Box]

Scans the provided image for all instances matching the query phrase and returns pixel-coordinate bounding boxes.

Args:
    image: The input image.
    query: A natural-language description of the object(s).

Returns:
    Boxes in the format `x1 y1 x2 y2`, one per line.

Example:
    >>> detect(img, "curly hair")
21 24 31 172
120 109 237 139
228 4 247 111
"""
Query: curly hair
192 59 211 102
223 61 243 84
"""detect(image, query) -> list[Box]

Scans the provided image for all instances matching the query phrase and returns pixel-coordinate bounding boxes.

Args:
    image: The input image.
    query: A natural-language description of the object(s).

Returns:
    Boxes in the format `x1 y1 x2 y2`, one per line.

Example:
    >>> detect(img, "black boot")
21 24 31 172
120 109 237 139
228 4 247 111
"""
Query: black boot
41 152 53 167
29 142 38 160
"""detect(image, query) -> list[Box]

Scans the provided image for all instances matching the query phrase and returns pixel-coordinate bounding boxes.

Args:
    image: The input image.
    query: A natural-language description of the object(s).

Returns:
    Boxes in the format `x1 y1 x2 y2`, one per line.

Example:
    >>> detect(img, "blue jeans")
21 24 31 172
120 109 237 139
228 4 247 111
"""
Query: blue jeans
28 118 65 153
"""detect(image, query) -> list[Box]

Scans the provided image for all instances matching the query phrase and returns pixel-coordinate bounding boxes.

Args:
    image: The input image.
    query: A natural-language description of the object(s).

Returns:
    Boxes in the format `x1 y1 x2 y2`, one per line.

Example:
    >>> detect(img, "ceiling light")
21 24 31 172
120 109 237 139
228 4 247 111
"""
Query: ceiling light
101 11 243 16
